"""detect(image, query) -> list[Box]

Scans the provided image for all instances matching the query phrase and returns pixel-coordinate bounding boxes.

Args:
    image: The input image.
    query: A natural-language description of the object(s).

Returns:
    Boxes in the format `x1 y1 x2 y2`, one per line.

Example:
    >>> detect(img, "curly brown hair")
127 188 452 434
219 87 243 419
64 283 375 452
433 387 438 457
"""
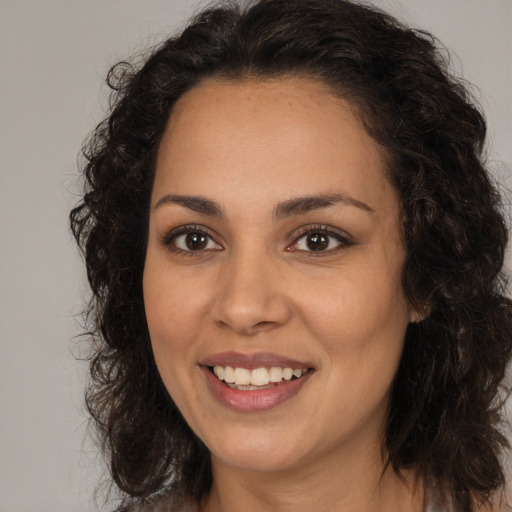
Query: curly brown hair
70 0 512 510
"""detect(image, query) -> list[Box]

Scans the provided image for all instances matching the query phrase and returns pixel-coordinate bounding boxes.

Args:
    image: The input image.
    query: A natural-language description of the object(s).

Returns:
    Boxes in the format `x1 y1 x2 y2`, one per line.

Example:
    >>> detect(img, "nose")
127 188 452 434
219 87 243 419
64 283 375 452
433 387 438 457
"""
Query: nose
210 248 292 336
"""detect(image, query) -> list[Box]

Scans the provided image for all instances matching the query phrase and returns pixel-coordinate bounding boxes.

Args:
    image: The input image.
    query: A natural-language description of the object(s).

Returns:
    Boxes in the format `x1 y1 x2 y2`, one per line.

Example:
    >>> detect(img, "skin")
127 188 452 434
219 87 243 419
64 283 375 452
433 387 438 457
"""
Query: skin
143 77 424 512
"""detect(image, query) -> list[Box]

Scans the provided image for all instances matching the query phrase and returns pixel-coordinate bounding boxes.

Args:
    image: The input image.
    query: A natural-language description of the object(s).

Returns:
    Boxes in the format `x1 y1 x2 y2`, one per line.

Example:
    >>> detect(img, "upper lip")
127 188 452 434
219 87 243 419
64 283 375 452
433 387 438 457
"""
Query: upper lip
201 351 312 370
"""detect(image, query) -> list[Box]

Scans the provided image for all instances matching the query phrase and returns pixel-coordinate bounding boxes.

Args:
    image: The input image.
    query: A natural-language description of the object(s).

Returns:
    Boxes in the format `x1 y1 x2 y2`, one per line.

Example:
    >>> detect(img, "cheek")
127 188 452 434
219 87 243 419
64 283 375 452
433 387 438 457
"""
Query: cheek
300 265 408 341
143 275 193 403
143 267 201 402
296 265 410 409
143 260 210 349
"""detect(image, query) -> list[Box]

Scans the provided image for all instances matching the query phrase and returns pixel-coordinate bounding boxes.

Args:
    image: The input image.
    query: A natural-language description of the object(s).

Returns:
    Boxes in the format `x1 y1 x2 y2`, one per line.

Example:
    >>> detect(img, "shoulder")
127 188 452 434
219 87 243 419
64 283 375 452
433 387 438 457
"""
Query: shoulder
425 487 511 512
470 491 512 512
473 503 511 512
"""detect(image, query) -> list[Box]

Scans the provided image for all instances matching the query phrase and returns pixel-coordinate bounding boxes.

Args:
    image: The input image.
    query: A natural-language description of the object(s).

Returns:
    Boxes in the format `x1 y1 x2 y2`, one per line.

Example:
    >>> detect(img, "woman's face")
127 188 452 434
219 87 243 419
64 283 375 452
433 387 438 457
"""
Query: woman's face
143 78 416 474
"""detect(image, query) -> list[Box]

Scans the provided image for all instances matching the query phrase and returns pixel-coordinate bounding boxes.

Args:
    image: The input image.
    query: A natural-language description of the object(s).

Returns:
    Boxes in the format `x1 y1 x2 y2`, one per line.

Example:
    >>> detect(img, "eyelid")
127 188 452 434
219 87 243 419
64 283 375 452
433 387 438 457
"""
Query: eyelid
286 224 355 254
160 224 223 253
159 223 353 255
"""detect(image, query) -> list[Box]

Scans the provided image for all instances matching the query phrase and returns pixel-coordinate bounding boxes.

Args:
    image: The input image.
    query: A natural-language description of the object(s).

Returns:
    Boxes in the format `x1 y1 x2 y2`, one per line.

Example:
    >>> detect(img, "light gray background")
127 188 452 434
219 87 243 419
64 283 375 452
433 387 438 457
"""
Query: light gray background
1 1 511 511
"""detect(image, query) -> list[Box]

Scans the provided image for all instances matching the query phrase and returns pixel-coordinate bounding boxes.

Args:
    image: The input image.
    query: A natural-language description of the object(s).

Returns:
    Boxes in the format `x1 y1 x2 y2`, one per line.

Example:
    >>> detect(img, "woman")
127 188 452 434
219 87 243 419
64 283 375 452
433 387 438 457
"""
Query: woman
70 0 512 511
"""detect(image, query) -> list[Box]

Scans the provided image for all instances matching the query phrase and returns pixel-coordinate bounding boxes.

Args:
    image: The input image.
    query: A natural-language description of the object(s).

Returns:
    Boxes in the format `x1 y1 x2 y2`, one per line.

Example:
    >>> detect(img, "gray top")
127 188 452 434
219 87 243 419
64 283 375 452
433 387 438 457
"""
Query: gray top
139 491 451 512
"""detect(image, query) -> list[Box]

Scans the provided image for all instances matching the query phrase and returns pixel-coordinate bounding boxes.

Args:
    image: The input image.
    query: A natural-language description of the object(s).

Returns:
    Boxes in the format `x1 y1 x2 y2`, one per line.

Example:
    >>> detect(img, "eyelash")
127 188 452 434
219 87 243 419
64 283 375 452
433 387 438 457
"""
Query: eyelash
161 225 222 256
161 224 354 256
287 224 354 255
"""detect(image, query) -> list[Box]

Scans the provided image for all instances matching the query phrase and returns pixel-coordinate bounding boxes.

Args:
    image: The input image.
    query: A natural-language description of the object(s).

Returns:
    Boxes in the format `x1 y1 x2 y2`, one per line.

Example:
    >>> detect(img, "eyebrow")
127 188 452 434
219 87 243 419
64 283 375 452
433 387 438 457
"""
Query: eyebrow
154 194 225 218
153 192 374 219
273 193 374 219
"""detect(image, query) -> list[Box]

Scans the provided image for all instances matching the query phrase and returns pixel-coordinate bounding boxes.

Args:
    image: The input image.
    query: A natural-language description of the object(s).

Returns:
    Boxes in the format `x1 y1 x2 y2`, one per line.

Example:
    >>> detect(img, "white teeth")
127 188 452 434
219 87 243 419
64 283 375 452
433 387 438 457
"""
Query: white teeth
233 367 251 385
223 366 235 383
212 365 308 387
251 368 270 386
269 367 283 382
282 368 293 380
213 366 224 380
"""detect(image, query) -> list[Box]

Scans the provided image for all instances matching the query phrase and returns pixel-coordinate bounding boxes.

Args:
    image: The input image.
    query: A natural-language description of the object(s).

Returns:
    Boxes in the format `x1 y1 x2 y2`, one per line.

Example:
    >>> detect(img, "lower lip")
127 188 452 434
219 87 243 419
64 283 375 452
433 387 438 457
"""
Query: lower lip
201 366 313 412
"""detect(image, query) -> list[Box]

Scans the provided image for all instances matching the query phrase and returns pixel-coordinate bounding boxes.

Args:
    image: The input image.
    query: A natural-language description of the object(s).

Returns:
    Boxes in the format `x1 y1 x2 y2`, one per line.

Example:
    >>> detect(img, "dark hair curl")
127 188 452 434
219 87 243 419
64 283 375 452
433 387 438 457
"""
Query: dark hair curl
70 1 512 510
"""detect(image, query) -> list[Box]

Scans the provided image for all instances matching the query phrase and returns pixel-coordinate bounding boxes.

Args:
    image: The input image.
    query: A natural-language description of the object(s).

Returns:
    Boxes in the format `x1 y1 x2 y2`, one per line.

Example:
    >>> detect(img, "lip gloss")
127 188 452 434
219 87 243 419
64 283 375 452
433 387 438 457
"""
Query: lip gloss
201 365 313 412
202 351 311 370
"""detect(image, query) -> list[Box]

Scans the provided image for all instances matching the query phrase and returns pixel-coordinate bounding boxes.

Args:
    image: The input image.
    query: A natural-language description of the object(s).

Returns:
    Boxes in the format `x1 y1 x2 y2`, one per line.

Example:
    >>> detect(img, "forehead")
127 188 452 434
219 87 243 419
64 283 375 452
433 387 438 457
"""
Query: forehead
153 77 395 213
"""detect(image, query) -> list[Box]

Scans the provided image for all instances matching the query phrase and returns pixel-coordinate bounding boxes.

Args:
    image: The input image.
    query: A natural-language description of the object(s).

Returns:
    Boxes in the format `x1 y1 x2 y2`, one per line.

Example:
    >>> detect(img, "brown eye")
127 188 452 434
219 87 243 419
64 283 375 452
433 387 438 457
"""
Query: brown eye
164 226 222 253
184 232 208 250
289 226 352 254
305 232 329 251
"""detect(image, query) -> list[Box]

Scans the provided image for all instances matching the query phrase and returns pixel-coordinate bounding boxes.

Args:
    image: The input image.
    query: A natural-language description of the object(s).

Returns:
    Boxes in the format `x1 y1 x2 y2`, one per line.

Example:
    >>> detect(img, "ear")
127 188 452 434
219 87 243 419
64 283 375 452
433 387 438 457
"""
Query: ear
409 309 423 323
409 305 429 323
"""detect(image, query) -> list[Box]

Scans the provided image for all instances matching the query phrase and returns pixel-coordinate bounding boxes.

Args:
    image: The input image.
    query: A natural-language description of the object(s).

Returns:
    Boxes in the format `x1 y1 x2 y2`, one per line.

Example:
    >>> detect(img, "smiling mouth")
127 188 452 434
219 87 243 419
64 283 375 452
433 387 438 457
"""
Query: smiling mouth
209 365 311 391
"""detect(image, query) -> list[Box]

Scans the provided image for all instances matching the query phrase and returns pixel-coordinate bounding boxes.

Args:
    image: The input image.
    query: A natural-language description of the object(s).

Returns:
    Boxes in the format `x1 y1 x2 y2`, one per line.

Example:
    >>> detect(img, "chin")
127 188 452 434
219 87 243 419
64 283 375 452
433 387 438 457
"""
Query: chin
208 428 305 473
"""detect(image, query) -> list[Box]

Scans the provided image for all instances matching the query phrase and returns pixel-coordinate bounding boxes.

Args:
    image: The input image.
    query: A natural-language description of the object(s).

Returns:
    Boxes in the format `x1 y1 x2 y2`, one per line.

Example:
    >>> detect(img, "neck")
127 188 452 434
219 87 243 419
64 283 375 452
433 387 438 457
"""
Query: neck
201 441 424 512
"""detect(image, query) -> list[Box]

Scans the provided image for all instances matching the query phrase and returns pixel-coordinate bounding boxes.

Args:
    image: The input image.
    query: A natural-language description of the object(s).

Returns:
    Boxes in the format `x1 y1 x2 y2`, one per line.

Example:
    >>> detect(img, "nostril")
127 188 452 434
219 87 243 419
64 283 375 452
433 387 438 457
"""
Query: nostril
254 320 274 329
